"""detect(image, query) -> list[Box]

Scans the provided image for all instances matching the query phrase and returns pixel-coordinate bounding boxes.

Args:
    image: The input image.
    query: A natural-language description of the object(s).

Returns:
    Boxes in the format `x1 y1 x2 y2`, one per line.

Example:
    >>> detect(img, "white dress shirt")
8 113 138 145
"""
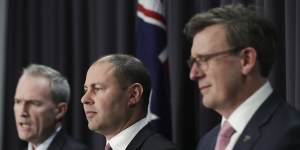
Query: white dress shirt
223 81 273 150
107 118 149 150
27 125 61 150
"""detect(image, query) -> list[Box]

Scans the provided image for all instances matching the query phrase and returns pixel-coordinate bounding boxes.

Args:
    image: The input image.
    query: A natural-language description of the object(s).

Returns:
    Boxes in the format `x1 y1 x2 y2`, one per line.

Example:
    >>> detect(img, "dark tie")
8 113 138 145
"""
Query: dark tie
215 121 236 150
105 143 112 150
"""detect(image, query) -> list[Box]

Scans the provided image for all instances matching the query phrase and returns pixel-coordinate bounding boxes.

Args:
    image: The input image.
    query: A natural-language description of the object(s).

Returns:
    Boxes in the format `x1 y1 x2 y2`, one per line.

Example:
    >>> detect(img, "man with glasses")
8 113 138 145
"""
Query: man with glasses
184 4 300 150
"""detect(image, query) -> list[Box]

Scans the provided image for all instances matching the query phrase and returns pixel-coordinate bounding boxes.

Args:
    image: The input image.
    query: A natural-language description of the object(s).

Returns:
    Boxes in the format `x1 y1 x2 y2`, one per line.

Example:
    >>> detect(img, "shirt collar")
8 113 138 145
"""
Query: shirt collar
28 125 62 150
107 118 148 150
222 81 273 133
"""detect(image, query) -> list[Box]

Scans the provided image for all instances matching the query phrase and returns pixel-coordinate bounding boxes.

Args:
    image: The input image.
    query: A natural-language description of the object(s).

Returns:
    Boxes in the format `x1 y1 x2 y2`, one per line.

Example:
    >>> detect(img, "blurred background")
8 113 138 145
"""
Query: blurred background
0 0 300 149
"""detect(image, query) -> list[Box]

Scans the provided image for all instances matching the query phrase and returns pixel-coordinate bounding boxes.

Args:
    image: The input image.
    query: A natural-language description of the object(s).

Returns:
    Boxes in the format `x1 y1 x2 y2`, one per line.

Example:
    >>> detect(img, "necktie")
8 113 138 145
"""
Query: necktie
215 121 236 150
105 143 112 150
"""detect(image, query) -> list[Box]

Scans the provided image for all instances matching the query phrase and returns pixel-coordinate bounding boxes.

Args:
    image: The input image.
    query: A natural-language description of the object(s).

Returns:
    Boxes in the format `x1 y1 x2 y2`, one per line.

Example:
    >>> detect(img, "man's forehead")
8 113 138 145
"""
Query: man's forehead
192 25 229 54
89 62 115 75
85 63 117 85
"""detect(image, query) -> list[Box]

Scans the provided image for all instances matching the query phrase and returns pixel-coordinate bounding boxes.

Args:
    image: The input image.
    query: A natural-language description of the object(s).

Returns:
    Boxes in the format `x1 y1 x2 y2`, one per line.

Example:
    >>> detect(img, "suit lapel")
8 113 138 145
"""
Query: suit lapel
125 125 155 150
47 130 66 150
233 92 283 150
197 125 220 150
209 126 220 150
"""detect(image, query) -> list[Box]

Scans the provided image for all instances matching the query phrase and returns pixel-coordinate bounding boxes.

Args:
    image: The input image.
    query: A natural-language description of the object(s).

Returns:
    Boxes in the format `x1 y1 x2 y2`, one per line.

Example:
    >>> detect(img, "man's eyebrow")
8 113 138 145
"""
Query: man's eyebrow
84 82 104 88
14 98 40 102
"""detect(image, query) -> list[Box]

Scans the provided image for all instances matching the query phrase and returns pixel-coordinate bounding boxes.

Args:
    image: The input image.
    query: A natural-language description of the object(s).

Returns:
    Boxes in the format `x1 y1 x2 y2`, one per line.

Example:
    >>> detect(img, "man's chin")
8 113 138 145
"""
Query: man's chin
202 97 215 108
88 123 100 132
88 124 95 130
19 134 33 141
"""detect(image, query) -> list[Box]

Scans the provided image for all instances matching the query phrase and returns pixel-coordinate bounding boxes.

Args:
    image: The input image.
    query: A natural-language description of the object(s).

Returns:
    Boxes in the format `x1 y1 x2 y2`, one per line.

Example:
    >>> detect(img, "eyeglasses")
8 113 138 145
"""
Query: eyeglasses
187 47 241 70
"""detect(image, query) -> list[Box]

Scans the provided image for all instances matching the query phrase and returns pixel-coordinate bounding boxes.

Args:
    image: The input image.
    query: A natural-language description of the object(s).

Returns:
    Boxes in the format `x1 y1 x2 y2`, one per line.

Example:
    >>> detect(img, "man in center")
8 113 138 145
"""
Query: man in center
81 54 179 150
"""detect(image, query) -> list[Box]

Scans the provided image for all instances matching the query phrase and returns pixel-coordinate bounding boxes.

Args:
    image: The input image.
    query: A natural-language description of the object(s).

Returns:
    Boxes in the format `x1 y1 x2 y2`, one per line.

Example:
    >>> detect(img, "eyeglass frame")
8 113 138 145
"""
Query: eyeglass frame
187 47 242 70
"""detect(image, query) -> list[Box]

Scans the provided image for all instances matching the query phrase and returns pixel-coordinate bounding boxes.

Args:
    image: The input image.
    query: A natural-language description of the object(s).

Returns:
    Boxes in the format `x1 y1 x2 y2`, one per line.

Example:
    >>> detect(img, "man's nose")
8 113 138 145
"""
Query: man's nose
189 64 205 81
81 90 94 105
19 102 29 117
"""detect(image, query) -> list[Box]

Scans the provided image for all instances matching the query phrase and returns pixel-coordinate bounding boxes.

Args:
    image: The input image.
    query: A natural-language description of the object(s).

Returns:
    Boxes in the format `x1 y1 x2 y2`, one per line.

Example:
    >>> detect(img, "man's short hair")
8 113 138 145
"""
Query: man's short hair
184 4 278 77
22 64 70 104
95 54 151 111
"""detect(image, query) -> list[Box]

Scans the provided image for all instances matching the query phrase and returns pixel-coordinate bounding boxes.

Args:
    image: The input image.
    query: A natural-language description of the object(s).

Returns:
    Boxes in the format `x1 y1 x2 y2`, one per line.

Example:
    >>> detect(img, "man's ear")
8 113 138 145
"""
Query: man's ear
127 83 143 107
240 47 257 75
55 102 68 121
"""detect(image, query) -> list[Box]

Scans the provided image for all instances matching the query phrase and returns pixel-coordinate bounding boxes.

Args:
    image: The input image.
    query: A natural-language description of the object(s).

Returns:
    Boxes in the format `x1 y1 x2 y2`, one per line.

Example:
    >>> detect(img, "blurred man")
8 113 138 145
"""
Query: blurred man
14 64 88 150
184 4 300 150
81 54 179 150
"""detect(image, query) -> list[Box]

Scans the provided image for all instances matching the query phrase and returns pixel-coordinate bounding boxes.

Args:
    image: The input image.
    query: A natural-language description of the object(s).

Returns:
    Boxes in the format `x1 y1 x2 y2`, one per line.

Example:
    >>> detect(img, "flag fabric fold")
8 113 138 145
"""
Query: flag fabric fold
135 0 172 139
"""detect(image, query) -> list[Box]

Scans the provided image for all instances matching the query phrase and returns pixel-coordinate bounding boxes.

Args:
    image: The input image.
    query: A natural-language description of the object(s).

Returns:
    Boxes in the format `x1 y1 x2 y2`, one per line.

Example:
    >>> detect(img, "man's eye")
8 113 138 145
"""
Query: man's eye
14 99 21 104
30 101 41 106
94 87 103 91
94 86 106 93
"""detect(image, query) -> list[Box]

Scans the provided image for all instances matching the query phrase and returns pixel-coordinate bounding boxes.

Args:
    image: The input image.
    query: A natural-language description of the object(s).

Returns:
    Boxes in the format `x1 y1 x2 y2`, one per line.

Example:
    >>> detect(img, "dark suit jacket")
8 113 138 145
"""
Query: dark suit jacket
47 129 88 150
125 124 179 150
197 91 300 150
22 129 89 150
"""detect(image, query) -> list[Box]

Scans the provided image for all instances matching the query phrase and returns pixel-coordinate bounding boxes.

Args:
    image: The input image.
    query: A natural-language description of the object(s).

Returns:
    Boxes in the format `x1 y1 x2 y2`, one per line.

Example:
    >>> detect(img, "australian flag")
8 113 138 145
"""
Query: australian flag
135 0 171 139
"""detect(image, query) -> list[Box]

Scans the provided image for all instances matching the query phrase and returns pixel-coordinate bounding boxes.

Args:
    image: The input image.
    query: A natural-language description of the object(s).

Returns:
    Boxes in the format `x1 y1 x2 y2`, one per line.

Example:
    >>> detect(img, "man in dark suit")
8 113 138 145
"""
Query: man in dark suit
14 64 88 150
81 54 179 150
184 4 300 150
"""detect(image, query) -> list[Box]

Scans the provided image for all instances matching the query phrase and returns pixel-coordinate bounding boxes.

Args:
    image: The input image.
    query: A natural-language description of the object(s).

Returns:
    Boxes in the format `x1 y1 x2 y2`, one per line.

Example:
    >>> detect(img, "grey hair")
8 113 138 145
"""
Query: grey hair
22 64 70 104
